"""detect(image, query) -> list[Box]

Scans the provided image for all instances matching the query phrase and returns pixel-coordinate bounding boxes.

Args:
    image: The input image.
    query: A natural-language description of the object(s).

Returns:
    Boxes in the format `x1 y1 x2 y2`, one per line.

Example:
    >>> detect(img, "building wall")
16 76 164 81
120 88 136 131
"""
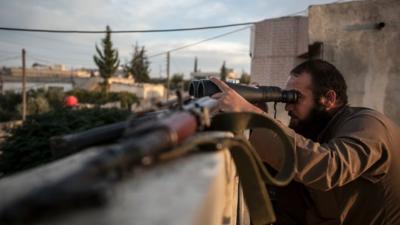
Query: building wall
250 16 308 123
250 16 308 88
110 83 165 99
2 82 73 93
0 76 102 93
309 0 400 124
10 67 91 77
142 84 165 99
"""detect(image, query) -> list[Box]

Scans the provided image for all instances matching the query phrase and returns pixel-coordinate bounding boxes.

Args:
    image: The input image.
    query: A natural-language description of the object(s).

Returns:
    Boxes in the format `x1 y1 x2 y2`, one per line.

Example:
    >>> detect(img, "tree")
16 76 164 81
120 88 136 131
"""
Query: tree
93 25 120 92
170 73 184 90
220 61 227 81
240 70 251 84
16 96 50 116
125 43 150 83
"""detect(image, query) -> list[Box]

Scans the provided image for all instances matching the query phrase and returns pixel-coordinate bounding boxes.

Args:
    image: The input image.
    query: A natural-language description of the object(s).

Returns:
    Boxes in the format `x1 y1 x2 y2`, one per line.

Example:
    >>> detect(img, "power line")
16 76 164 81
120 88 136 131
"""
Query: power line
0 49 19 55
0 22 255 34
29 56 56 65
0 3 334 69
149 26 251 58
0 55 19 63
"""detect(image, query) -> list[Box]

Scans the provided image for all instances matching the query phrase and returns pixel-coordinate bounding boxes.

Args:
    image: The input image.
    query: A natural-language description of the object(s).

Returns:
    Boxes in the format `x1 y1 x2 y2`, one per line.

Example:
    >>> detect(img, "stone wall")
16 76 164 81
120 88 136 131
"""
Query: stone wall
250 16 309 123
308 0 400 124
250 16 308 88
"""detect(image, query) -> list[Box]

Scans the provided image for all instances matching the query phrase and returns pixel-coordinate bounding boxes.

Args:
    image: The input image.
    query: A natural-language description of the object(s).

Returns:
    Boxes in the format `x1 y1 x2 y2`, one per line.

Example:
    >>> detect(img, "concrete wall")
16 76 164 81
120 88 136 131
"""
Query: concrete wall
250 16 308 123
309 0 400 124
0 149 247 225
2 81 73 93
110 83 165 99
250 16 308 88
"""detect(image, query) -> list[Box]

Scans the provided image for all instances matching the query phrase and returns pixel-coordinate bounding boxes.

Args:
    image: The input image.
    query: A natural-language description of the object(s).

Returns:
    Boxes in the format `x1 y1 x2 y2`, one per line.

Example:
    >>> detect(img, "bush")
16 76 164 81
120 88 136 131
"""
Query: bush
66 89 139 109
0 107 131 177
16 96 51 116
0 89 139 122
0 91 21 121
0 89 59 122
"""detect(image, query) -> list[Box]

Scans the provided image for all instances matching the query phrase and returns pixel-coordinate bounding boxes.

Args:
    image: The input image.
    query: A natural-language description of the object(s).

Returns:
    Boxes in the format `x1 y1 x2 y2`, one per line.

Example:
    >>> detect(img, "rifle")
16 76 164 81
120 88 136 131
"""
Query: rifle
50 93 192 158
51 80 298 157
0 95 296 225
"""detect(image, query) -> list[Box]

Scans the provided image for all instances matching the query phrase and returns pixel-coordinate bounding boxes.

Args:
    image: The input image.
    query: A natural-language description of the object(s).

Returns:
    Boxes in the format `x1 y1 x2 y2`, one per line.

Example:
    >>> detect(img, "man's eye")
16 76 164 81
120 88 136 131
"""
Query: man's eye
297 93 304 101
296 93 302 99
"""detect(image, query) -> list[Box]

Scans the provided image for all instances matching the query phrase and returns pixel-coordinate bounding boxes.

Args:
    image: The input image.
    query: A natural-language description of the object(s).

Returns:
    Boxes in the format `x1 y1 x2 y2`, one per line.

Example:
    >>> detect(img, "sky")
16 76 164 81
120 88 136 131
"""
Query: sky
0 0 339 79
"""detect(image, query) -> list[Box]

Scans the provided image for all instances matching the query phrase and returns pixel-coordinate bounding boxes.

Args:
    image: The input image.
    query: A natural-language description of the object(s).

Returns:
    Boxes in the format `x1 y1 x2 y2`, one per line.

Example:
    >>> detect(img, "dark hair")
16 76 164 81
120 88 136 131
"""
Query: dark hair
290 59 348 106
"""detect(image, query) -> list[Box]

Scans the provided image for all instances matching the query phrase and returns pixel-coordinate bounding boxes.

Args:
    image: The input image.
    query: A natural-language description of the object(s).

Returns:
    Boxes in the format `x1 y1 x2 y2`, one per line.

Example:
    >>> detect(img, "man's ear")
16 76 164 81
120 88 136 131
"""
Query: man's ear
319 90 337 111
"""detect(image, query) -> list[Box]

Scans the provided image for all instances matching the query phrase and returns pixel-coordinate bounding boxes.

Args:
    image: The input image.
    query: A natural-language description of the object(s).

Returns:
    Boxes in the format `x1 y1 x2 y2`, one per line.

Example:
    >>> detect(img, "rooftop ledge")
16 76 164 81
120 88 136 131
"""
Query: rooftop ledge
0 149 250 225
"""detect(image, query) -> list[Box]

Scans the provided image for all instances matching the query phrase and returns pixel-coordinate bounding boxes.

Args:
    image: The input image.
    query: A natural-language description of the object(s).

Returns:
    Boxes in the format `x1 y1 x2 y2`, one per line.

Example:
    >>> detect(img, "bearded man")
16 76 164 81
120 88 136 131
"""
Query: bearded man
210 60 400 225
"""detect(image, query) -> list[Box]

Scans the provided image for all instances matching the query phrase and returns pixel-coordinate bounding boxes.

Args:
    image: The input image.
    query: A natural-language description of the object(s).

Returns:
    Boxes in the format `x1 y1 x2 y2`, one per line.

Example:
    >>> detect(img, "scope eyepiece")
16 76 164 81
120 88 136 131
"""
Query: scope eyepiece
281 90 299 103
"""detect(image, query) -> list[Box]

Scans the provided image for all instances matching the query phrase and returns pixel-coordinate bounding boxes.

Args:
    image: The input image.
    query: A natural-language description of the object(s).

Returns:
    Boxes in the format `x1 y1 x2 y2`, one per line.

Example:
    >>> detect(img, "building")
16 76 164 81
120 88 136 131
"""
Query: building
0 65 165 101
9 64 92 77
250 16 308 88
190 70 238 80
308 0 400 124
0 75 101 93
190 71 219 80
110 83 165 99
250 16 308 122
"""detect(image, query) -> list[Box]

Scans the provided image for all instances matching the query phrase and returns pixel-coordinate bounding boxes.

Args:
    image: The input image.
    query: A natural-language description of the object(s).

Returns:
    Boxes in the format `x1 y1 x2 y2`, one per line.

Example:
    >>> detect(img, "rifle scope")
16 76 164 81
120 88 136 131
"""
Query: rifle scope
189 79 298 103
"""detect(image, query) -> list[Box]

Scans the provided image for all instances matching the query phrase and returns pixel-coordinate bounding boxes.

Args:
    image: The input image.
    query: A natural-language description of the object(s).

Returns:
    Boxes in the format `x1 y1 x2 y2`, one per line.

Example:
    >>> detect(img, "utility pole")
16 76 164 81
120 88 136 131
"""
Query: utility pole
22 48 27 121
166 51 170 100
194 57 198 73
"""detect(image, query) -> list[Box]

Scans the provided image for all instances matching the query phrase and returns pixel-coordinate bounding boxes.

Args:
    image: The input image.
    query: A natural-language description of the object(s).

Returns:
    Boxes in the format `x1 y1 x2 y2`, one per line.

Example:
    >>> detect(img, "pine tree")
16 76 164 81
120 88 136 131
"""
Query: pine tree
93 25 120 91
125 44 150 83
220 61 228 81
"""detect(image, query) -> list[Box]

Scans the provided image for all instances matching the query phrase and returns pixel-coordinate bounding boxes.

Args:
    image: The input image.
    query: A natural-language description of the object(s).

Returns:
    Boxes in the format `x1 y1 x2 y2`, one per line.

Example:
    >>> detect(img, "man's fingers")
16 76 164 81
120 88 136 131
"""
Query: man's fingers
211 92 224 99
210 77 231 92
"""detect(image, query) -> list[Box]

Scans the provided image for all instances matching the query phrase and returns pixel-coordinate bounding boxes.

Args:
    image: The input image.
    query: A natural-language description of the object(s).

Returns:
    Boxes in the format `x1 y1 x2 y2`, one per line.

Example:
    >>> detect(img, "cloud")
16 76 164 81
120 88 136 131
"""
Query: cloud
0 0 338 77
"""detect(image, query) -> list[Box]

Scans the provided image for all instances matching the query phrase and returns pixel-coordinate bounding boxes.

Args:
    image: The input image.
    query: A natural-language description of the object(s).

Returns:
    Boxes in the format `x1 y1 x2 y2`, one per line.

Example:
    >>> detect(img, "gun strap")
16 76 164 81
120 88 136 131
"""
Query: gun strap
210 112 296 225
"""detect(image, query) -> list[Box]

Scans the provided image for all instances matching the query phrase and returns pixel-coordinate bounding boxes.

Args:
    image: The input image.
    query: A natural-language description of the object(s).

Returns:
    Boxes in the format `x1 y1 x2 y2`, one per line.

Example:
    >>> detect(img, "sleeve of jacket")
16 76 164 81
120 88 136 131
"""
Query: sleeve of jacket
270 114 392 191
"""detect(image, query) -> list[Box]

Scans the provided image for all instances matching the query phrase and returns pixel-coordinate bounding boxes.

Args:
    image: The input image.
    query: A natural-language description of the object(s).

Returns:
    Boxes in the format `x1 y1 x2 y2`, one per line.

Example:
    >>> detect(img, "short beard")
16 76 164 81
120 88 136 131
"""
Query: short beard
288 104 334 141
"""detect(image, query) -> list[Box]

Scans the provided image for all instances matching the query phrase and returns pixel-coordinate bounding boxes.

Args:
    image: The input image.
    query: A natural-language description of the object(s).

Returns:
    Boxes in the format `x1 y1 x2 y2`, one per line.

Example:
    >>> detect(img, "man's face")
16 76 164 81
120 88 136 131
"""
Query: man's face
284 72 336 140
284 72 316 128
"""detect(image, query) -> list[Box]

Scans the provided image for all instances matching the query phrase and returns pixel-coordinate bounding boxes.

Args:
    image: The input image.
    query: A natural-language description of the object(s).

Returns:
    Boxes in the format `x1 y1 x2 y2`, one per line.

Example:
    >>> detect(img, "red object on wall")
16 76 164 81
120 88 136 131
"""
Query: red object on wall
64 95 78 107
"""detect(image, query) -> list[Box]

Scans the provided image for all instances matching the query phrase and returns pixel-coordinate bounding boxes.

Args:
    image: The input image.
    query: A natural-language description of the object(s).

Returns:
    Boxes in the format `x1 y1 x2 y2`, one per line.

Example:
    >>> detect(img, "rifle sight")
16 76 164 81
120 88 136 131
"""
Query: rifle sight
189 79 298 103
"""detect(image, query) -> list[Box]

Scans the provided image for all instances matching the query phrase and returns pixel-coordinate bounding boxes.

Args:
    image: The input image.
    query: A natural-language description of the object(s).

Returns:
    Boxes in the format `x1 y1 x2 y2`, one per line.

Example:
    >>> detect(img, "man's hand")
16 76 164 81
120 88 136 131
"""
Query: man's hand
210 77 264 114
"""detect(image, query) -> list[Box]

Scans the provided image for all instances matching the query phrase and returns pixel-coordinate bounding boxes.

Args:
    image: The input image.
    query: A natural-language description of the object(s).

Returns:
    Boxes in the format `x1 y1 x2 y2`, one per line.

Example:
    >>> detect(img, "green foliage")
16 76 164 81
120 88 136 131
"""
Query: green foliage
93 25 120 91
16 96 50 116
66 89 138 109
124 44 150 83
0 89 56 122
220 61 227 81
240 71 251 84
45 88 65 110
115 91 139 109
0 91 21 121
169 73 184 90
148 77 167 85
0 89 138 122
0 108 131 176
